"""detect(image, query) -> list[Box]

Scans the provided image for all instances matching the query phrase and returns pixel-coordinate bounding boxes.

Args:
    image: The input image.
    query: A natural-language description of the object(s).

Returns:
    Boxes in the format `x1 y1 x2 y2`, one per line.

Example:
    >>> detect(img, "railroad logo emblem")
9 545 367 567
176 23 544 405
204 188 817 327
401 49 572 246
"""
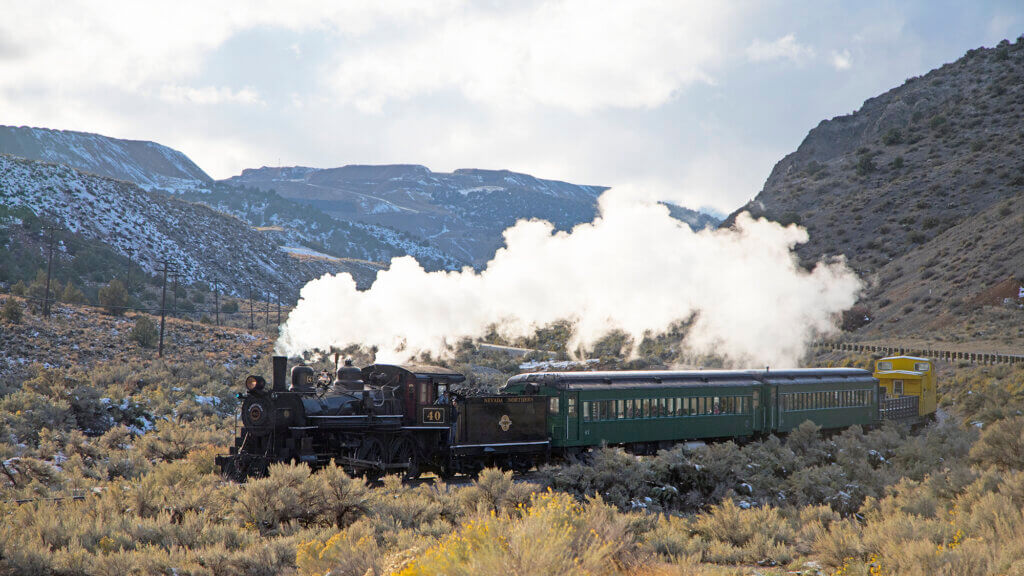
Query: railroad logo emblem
499 414 512 431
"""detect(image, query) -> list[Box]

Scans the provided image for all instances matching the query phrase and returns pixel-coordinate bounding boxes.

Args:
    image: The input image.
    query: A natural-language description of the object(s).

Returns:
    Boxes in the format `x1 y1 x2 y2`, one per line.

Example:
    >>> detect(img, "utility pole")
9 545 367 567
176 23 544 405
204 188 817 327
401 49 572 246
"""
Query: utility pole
171 272 179 317
158 261 172 358
248 285 254 330
276 288 281 325
42 224 56 317
264 289 270 326
213 279 220 326
124 247 135 295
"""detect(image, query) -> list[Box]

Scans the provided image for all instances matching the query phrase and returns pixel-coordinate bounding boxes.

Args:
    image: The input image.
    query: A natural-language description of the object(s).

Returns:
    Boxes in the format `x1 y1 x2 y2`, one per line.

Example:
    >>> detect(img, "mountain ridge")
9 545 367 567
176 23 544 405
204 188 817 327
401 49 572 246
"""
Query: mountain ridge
0 125 212 191
0 153 377 297
729 38 1024 340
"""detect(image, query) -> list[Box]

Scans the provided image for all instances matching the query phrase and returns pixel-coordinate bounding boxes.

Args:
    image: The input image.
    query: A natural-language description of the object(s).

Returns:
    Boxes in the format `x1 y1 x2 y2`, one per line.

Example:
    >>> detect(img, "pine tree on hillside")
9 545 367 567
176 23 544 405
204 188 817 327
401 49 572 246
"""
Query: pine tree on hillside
1 297 23 324
61 282 87 305
130 315 158 348
98 279 128 315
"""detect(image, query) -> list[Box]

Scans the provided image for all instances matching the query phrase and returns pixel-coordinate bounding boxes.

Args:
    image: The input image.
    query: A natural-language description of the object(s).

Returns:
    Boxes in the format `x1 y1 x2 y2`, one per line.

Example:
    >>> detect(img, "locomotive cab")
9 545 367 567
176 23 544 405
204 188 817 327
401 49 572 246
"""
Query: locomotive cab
360 363 465 425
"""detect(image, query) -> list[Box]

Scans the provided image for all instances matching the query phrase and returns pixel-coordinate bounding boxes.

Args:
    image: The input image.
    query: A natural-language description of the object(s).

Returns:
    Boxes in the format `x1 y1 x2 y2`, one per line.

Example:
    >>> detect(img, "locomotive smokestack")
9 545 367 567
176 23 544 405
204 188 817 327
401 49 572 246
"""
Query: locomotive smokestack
272 356 288 391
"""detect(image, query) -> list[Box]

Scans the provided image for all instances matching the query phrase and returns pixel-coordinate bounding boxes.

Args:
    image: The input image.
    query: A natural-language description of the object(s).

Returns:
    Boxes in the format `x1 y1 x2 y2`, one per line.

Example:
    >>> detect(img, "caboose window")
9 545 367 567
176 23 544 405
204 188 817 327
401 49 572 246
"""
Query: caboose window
878 361 892 371
914 362 929 372
893 380 904 396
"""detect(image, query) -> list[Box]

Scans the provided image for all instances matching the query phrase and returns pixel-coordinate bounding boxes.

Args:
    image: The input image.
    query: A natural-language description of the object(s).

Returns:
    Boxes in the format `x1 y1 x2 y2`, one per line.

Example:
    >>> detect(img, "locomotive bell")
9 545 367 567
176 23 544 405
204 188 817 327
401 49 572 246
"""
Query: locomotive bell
334 359 364 391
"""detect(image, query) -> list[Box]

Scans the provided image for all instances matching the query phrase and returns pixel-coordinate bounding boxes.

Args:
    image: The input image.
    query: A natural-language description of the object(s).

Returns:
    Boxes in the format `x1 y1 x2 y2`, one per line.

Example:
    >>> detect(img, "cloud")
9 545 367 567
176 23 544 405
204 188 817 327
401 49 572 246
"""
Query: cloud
0 1 733 116
746 34 815 64
0 2 439 94
159 85 265 106
831 49 852 70
277 187 862 368
323 1 734 113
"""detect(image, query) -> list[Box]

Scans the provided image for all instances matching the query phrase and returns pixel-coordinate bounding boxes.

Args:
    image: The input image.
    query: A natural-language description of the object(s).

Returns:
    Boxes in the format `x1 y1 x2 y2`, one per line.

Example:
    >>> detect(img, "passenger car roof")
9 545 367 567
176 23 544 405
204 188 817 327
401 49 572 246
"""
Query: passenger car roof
505 368 872 390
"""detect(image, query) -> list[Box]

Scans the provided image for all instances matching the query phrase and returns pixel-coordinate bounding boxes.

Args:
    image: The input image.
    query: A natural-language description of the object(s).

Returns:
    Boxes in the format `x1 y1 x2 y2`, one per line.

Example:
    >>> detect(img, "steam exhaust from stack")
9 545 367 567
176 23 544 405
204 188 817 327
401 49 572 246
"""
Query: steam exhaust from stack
275 188 862 367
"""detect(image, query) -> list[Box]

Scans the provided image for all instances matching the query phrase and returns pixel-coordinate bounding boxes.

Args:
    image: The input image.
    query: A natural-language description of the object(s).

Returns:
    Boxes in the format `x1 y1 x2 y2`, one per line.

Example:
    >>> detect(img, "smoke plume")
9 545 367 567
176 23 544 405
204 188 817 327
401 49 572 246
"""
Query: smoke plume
276 188 861 367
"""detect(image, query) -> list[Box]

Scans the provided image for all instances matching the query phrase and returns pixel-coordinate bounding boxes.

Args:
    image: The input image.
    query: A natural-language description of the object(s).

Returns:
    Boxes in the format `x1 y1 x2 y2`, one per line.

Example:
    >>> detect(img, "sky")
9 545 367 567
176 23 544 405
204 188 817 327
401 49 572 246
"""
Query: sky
0 1 1020 214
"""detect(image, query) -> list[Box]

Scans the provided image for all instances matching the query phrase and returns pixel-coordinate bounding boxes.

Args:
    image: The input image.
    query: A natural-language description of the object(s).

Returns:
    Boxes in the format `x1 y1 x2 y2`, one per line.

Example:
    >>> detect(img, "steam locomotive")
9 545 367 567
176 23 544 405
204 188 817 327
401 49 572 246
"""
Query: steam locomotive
217 355 935 481
216 356 549 481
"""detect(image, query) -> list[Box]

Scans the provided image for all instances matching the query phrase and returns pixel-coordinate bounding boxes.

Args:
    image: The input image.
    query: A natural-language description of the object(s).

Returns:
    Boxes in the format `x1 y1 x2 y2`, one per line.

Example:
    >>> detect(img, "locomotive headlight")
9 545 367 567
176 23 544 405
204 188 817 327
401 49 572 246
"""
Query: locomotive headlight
245 375 266 392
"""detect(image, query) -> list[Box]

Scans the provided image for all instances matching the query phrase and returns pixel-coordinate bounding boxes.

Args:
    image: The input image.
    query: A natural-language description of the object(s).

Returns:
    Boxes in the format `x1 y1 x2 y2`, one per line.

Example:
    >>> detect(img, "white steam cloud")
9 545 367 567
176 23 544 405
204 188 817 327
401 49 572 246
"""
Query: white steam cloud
276 188 861 367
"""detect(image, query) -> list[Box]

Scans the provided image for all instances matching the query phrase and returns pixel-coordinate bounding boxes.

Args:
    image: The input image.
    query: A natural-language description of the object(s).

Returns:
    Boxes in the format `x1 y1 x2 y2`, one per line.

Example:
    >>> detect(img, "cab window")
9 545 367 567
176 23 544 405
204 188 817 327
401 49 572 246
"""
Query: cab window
549 397 560 415
417 382 431 404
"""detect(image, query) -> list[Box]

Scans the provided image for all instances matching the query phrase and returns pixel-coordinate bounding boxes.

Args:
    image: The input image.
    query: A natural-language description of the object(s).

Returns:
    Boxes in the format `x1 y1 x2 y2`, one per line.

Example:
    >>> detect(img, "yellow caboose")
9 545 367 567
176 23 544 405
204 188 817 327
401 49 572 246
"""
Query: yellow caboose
873 356 937 418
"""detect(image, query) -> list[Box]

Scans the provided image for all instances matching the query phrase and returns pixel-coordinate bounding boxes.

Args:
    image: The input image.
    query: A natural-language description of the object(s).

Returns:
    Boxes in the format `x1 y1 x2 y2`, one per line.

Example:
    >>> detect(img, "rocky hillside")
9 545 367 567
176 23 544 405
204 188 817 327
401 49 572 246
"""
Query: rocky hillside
0 125 719 280
177 183 461 271
0 126 463 270
664 203 720 231
0 294 274 381
0 125 211 191
0 154 378 296
729 38 1024 339
225 165 609 267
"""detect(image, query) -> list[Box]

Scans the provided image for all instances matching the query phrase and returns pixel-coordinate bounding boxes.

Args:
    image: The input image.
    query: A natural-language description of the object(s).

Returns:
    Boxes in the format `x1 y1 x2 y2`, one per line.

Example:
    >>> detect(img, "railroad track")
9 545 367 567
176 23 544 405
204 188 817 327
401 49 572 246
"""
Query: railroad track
822 342 1024 366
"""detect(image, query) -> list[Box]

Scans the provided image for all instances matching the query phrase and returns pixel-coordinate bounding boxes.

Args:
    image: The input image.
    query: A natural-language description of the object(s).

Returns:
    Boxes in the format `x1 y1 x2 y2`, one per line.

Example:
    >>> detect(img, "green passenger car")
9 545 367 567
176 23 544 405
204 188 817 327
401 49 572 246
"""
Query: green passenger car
502 368 879 453
758 369 879 433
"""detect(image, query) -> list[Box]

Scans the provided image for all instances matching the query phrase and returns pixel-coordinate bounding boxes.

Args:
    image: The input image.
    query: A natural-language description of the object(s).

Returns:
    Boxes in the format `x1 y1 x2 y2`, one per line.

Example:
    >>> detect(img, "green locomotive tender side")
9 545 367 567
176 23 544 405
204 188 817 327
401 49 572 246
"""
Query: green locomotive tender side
502 368 879 453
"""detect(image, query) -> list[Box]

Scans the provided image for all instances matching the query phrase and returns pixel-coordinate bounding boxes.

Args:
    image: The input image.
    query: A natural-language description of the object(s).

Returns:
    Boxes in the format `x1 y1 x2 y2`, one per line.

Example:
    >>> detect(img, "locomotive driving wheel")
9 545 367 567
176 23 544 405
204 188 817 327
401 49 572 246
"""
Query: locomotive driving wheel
388 435 420 482
223 453 269 482
357 436 385 481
